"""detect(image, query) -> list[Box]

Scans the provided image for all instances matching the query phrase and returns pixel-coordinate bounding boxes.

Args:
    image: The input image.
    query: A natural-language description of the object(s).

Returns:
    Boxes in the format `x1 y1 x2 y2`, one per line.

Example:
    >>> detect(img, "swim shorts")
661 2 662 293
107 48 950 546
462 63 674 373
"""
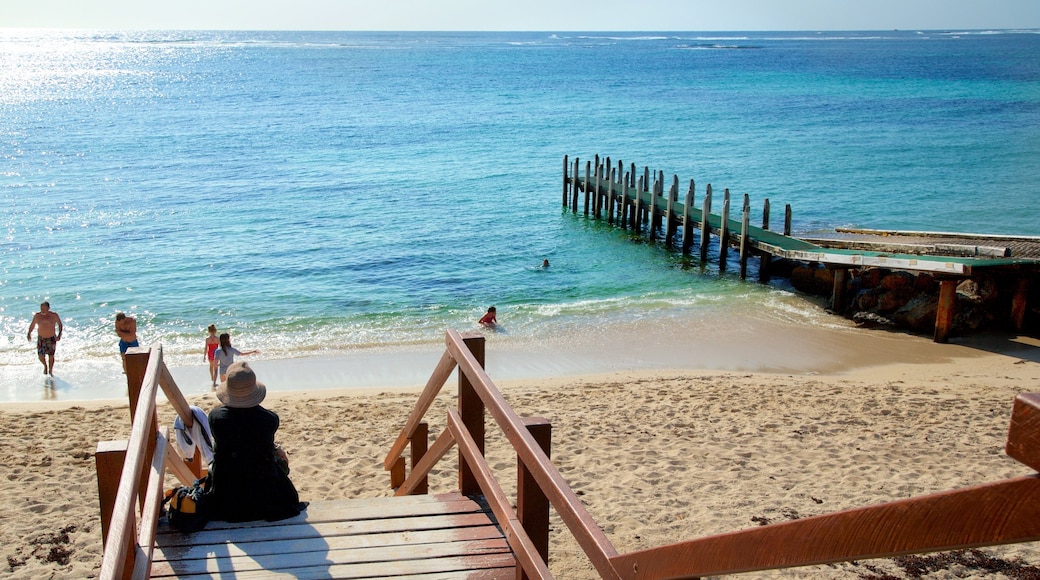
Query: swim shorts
119 339 140 354
37 336 56 356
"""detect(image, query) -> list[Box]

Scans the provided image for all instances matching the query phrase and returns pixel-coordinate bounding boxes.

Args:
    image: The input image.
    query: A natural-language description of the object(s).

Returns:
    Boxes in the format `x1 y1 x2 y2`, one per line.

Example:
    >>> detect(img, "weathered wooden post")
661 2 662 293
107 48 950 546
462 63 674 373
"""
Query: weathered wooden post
739 194 750 279
583 160 591 216
648 176 659 241
517 417 552 580
934 279 958 343
571 157 580 213
562 155 569 207
784 203 792 236
831 269 848 313
1011 278 1030 331
681 179 695 255
719 189 731 269
634 176 644 234
700 185 713 262
665 175 679 245
607 168 616 225
593 156 601 219
759 198 773 282
619 171 630 229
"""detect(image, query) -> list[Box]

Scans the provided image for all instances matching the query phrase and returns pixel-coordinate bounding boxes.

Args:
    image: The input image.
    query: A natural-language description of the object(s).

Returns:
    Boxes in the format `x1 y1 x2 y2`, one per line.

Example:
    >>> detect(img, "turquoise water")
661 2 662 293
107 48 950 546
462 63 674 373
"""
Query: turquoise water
2 29 1039 400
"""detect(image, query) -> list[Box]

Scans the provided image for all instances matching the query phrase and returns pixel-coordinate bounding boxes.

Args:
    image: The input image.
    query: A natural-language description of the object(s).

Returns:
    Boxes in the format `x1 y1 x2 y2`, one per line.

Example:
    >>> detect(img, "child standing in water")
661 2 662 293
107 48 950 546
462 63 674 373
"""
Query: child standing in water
213 332 260 383
204 325 220 388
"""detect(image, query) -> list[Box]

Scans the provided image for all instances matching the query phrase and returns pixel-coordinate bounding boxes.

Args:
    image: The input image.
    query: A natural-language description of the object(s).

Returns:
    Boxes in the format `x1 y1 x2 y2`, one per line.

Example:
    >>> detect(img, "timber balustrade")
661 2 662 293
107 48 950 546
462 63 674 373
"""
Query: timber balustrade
95 345 206 580
97 334 1040 578
388 329 1040 579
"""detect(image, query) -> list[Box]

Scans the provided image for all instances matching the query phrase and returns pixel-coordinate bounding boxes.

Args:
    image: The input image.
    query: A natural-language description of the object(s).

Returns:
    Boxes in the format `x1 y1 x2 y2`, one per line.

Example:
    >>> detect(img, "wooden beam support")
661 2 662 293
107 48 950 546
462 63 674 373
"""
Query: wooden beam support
934 279 958 343
1011 278 1030 331
831 268 849 312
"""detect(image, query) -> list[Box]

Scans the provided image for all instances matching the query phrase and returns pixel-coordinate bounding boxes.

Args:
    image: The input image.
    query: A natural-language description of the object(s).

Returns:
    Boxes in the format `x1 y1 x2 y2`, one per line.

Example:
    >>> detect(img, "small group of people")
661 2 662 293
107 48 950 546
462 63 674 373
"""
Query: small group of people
26 302 259 388
204 324 259 388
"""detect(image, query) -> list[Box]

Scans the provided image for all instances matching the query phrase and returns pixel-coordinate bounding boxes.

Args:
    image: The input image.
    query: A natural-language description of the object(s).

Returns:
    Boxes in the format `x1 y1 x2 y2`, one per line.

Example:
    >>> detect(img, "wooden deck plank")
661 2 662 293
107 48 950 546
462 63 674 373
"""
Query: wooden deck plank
152 536 510 576
156 492 483 537
157 552 516 579
151 494 514 578
157 512 498 556
154 523 506 566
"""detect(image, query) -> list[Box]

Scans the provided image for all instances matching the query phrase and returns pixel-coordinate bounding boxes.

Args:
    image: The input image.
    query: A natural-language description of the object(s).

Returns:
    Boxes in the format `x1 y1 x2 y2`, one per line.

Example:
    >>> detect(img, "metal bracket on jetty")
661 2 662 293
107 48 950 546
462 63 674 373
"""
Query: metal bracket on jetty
562 154 1040 343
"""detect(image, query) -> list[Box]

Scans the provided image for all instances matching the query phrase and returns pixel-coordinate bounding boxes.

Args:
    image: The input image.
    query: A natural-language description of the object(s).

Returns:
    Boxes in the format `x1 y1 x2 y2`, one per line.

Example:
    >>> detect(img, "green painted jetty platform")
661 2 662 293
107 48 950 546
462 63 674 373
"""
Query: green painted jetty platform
563 154 1040 342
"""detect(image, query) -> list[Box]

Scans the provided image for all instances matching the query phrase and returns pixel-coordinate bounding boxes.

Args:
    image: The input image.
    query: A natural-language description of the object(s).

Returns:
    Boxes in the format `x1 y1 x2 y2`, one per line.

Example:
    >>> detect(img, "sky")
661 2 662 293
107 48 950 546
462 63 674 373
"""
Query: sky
2 0 1040 31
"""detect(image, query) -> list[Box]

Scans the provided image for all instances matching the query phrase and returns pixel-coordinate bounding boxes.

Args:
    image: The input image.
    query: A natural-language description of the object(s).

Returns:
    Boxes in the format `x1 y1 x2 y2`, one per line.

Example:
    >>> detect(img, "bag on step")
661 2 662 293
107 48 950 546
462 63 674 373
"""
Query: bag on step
163 475 213 532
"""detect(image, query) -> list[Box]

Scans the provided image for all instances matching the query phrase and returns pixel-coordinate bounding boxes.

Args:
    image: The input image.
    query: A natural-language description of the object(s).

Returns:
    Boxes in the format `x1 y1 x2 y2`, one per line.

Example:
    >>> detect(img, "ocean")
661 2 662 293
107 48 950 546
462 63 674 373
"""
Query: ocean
2 29 1039 401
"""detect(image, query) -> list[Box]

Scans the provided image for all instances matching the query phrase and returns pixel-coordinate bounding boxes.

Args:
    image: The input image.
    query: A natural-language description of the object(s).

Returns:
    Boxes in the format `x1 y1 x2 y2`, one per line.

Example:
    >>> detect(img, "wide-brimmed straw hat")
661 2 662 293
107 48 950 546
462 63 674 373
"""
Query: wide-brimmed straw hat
217 361 267 408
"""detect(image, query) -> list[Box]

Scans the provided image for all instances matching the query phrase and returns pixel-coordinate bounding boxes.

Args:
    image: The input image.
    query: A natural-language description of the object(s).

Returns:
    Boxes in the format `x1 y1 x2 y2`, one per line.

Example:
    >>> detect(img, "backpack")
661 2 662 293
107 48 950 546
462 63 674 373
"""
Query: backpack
163 476 213 532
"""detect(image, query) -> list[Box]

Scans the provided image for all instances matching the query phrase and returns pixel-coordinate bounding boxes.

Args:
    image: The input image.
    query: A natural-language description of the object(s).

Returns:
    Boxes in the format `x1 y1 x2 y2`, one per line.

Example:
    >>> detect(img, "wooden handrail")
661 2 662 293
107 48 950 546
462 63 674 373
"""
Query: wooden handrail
97 345 199 580
384 349 456 471
98 345 164 579
130 427 170 580
445 329 622 579
609 475 1040 579
447 408 552 580
388 330 1040 579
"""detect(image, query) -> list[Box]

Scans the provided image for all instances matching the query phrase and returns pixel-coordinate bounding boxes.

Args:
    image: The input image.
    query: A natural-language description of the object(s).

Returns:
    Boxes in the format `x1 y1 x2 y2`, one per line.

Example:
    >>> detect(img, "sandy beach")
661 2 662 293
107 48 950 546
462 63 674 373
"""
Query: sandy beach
3 323 1040 579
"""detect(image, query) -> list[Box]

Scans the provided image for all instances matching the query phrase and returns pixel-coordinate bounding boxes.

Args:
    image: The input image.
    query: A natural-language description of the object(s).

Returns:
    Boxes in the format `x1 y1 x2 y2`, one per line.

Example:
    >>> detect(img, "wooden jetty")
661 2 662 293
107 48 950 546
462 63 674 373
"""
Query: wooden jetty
562 154 1040 342
96 333 1040 578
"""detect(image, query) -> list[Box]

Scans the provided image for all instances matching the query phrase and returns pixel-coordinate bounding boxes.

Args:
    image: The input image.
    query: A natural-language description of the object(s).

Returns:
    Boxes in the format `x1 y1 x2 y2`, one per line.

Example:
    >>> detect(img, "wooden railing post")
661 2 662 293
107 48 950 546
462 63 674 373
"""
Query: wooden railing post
411 422 429 495
458 334 486 496
96 440 128 548
518 418 552 580
95 440 136 579
125 347 157 515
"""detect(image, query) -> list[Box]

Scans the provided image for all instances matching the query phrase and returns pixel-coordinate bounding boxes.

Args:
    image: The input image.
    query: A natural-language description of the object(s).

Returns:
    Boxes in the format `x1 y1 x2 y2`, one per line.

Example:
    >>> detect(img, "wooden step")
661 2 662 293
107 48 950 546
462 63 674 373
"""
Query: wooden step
151 492 515 578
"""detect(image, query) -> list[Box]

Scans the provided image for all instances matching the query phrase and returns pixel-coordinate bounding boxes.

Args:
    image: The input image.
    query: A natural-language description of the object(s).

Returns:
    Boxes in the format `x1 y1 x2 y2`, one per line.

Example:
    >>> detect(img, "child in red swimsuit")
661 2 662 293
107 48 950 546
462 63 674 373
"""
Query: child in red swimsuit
478 306 497 327
204 324 220 388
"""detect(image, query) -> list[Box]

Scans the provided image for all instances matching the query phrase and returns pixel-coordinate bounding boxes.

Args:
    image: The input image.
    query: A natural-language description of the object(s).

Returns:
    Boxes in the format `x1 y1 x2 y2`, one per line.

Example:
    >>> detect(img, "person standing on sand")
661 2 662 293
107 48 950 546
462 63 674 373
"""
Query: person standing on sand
115 312 139 373
204 324 220 388
27 301 63 376
213 332 260 383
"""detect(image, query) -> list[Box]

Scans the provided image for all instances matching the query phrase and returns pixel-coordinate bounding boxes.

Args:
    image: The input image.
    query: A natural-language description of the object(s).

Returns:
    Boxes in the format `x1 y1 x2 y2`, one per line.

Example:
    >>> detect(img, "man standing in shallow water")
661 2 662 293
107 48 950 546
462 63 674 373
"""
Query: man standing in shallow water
27 301 63 375
115 312 139 373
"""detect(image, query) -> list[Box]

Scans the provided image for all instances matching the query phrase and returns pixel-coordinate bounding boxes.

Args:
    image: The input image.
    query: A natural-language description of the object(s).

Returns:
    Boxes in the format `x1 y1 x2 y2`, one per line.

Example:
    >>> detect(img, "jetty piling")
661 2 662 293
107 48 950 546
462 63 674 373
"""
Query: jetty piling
562 154 1040 342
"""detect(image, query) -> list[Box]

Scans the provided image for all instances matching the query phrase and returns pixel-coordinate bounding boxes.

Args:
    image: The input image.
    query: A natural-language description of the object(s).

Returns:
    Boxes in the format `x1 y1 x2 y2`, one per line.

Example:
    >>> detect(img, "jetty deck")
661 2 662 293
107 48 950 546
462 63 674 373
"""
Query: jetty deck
564 155 1040 341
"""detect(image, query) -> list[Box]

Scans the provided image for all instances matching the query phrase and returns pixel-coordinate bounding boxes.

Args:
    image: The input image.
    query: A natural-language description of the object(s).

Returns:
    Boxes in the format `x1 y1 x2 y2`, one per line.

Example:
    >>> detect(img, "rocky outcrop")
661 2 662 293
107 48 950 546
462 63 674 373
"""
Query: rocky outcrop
787 264 1034 337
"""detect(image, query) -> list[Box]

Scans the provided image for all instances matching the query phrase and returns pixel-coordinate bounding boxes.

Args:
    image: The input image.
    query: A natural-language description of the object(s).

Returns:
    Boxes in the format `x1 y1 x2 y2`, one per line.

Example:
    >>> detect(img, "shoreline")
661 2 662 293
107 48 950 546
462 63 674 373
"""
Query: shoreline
6 302 1038 406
